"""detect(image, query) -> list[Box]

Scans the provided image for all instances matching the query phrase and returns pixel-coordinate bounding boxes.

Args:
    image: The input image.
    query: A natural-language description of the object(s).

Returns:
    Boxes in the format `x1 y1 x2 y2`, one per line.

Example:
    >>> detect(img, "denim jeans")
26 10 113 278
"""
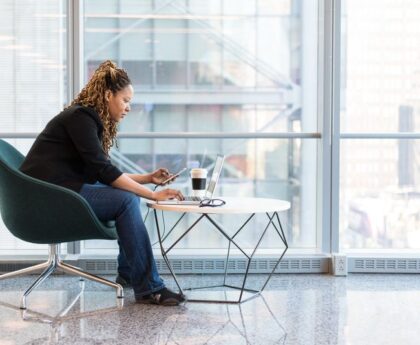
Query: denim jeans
79 182 165 297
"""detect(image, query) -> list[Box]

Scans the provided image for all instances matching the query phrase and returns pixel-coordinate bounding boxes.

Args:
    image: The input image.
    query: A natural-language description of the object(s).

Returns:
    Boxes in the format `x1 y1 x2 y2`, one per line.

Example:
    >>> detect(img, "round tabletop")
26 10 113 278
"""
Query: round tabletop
147 197 290 214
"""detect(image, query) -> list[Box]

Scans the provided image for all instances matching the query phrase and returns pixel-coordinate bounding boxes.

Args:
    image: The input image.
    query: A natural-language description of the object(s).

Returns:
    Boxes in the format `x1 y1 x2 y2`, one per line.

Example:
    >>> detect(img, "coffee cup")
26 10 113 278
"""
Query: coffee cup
190 168 207 197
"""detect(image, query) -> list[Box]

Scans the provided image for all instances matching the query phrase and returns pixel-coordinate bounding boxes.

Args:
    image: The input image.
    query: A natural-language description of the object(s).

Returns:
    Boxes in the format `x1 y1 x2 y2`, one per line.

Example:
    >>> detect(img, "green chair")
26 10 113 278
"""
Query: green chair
0 139 123 309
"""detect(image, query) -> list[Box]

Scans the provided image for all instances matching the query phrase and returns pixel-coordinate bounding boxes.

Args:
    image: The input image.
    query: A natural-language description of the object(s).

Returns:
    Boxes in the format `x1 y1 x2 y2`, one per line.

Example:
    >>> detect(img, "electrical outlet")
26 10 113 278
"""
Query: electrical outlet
332 253 347 276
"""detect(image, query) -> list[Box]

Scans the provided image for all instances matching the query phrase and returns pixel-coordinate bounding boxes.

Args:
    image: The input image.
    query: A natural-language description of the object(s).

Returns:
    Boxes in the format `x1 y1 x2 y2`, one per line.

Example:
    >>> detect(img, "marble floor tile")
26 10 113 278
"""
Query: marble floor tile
0 274 420 344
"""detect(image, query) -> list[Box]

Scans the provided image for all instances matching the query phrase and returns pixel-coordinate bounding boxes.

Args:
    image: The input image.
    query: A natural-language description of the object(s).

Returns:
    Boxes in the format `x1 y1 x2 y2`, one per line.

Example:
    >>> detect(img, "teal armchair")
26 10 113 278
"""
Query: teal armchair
0 139 123 309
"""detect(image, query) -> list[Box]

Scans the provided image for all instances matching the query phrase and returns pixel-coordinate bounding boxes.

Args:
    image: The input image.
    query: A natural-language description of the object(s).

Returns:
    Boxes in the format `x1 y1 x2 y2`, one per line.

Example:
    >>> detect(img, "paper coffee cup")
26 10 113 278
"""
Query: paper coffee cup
190 168 207 197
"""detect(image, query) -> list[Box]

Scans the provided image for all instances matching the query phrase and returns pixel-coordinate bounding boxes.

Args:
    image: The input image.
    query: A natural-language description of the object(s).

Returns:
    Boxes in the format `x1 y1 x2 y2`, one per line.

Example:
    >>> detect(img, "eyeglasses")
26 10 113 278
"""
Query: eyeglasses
199 198 226 208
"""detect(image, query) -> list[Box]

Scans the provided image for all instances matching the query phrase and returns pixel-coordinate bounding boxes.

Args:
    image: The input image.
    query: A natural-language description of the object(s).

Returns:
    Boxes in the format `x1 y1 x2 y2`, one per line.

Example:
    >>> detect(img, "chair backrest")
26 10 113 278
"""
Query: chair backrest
0 139 25 171
0 139 117 244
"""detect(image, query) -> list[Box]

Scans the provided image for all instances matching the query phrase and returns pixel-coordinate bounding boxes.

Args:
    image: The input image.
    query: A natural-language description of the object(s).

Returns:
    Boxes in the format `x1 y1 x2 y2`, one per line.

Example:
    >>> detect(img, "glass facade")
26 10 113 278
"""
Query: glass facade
0 0 67 254
82 0 319 254
340 0 420 251
2 0 420 259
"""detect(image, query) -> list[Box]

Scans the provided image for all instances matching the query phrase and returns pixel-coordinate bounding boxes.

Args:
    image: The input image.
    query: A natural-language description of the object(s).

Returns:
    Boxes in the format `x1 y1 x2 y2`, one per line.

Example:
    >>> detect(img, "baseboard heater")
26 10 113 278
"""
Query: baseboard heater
0 257 329 275
348 257 420 273
3 257 420 275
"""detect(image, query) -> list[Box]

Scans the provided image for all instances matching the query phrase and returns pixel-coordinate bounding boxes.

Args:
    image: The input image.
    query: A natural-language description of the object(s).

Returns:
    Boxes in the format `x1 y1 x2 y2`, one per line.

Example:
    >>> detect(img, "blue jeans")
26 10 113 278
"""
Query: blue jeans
79 182 165 298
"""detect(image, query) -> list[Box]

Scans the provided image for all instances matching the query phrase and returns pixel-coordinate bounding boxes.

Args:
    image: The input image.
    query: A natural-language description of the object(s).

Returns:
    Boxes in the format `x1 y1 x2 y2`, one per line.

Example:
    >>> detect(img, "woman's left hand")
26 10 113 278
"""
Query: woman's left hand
150 168 171 185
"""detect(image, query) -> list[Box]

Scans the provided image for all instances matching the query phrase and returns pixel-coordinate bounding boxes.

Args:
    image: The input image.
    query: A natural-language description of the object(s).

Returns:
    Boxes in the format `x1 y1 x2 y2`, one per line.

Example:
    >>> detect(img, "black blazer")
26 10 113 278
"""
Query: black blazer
20 105 123 192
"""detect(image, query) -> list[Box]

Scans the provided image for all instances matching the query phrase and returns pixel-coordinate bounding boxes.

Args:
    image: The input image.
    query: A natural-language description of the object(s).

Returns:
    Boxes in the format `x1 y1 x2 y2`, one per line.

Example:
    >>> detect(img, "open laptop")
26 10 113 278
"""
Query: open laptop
157 155 225 205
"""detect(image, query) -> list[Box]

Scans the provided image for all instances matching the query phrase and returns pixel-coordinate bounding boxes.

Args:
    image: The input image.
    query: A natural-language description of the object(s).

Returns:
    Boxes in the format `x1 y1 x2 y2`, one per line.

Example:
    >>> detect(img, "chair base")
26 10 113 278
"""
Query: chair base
0 244 123 309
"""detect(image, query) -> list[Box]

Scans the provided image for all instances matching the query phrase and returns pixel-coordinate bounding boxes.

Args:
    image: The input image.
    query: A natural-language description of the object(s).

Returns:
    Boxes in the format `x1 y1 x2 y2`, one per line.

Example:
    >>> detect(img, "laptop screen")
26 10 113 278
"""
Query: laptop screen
205 155 225 198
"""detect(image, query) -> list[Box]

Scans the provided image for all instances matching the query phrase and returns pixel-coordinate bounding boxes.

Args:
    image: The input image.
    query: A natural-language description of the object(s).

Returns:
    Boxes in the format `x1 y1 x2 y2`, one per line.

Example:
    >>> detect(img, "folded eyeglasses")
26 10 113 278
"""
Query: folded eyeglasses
199 198 226 208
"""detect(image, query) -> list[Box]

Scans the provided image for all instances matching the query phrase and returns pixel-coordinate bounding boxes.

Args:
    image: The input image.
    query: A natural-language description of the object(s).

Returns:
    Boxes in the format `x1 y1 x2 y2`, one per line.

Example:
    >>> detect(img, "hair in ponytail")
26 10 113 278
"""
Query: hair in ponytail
70 60 131 154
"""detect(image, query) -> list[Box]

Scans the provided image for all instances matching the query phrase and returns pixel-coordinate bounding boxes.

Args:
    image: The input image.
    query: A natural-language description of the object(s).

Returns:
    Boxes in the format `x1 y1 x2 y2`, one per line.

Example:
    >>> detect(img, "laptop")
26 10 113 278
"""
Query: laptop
157 155 225 205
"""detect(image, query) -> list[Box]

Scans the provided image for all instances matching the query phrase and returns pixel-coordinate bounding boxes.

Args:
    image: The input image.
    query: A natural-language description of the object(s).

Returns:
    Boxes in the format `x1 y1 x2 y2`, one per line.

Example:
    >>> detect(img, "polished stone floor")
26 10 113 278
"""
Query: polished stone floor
0 273 420 345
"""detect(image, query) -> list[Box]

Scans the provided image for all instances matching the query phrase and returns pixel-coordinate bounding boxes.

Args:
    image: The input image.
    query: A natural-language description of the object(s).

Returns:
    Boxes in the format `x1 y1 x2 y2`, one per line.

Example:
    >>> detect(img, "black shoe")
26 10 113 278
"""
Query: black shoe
136 288 186 306
115 274 131 287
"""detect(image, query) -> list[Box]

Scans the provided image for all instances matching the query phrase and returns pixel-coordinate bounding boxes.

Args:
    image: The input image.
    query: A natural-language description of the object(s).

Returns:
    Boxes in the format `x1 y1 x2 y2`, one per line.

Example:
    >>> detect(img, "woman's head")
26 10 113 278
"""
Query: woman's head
71 60 133 154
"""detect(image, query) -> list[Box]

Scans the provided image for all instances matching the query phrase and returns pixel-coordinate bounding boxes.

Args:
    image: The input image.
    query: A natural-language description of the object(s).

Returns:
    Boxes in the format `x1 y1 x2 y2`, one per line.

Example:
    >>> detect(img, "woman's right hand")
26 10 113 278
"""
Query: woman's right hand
152 188 184 201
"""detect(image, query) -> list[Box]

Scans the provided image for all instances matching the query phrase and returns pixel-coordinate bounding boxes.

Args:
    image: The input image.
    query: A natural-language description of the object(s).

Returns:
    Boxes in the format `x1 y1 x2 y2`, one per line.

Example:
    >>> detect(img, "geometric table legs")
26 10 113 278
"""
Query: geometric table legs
153 210 288 303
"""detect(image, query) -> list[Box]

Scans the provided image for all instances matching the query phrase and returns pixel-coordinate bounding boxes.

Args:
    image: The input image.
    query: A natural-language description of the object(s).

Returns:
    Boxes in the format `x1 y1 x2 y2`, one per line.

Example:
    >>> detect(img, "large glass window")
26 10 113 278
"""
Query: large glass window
341 139 420 250
2 1 419 260
0 0 67 254
82 0 320 254
83 137 317 255
340 0 420 251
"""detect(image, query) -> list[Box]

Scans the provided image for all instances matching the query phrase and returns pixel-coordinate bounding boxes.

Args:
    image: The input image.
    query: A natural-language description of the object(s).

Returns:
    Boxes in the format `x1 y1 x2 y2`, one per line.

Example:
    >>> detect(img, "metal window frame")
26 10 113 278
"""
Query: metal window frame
321 0 341 253
330 0 341 254
66 0 83 254
0 133 320 139
67 0 83 101
317 0 341 254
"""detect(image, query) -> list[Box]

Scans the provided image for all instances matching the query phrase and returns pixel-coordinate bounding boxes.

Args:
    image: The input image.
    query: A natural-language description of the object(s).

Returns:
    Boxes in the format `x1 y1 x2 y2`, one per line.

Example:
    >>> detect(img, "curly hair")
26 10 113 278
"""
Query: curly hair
70 60 131 154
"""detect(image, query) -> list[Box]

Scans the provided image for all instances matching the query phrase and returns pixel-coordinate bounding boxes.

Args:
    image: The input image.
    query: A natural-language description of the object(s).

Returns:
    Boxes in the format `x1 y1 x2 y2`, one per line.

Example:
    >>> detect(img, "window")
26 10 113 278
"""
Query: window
340 0 420 252
0 0 67 254
82 0 320 254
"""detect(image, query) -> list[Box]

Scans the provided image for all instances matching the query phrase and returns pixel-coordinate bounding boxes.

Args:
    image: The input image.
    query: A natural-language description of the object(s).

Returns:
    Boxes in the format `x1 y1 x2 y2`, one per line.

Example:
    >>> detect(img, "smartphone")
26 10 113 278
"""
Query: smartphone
159 167 187 185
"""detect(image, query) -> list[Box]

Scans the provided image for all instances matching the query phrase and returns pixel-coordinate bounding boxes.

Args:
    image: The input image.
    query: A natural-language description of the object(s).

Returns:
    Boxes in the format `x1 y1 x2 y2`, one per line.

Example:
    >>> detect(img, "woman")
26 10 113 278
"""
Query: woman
20 60 186 306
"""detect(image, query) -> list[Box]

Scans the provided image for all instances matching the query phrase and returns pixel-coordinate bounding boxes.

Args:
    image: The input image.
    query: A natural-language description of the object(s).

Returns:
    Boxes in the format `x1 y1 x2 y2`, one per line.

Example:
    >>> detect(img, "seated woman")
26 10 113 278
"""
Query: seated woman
20 60 185 306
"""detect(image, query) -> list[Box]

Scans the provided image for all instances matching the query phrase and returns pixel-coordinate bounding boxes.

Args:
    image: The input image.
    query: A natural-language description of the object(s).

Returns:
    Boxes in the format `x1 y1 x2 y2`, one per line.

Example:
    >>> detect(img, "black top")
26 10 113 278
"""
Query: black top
20 105 123 192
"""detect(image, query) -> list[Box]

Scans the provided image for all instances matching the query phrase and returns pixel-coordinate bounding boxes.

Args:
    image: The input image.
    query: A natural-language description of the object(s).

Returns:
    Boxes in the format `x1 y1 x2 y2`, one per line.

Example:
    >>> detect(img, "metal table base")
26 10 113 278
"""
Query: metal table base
153 209 288 304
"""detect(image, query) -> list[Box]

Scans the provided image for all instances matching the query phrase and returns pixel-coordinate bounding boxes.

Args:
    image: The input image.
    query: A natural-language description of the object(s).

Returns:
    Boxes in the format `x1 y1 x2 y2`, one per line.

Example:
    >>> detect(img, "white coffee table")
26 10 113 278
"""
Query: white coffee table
147 197 290 303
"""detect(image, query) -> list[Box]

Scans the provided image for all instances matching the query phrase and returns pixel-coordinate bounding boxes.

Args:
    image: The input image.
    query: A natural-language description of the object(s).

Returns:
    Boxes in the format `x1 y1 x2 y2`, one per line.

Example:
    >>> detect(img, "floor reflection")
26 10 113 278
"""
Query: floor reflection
0 280 124 345
2 274 420 345
154 296 286 345
0 276 286 345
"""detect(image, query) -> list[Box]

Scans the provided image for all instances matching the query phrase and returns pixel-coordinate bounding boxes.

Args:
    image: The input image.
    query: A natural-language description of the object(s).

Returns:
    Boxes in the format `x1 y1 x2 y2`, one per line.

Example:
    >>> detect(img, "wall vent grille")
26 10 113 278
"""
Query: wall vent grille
349 258 420 273
154 258 328 274
4 257 420 275
0 257 329 275
79 260 121 274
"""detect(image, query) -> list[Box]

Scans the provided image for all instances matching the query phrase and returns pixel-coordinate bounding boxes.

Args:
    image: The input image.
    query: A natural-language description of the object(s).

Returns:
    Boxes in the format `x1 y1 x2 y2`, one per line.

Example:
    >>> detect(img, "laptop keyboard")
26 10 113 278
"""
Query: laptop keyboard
183 196 202 201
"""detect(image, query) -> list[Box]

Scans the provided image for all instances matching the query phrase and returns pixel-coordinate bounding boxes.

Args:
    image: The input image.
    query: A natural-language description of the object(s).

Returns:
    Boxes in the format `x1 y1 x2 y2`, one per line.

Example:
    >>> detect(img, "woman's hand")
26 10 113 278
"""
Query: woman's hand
149 168 171 185
152 188 184 201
